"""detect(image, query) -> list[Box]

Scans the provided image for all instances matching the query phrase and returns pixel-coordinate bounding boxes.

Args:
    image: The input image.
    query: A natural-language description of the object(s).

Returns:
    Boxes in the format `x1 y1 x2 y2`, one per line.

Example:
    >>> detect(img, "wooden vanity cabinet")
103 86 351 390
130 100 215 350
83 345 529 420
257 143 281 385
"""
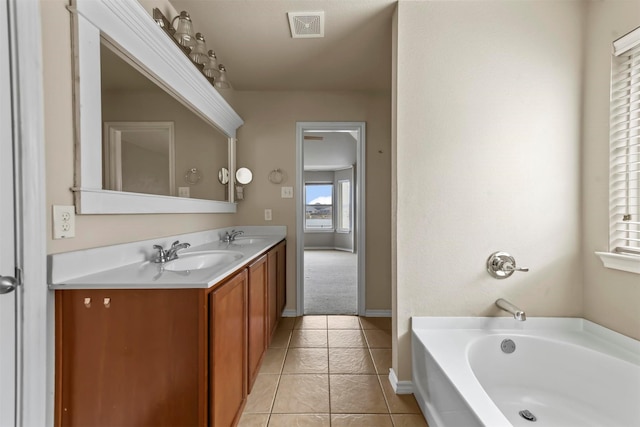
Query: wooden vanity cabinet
55 241 285 427
267 241 286 341
275 241 286 322
209 270 248 427
55 288 207 427
247 254 268 391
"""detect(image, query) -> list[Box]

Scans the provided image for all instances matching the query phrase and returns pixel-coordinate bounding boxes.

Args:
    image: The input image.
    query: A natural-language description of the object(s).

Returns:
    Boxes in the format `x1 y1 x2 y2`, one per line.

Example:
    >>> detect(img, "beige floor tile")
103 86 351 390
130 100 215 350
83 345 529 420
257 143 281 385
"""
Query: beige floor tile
329 348 376 374
277 317 296 330
363 329 392 348
378 375 421 414
269 328 292 348
238 413 269 427
391 414 429 427
268 414 330 426
272 374 330 413
370 349 392 375
294 315 327 329
282 348 328 373
328 330 367 348
359 317 392 330
328 316 361 329
259 348 287 374
290 329 328 348
329 375 388 414
331 414 393 427
243 374 280 413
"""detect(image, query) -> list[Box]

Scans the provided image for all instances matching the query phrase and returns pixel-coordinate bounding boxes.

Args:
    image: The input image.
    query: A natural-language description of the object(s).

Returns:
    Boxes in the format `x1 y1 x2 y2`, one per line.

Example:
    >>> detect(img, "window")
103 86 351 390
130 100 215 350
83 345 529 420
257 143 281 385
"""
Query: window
305 183 333 230
337 180 351 232
597 27 640 274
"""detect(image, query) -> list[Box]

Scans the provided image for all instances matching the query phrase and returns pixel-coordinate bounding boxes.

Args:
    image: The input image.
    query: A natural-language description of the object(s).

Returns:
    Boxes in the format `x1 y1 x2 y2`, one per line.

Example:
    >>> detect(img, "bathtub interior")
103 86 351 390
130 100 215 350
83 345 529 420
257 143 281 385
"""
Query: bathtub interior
468 334 640 427
411 317 640 427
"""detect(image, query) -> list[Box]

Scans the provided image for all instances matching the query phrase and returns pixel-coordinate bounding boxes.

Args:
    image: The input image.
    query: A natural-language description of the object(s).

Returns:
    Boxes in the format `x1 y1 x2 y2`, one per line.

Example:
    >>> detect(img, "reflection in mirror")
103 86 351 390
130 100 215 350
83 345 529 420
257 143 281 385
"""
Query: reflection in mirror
104 122 175 196
100 40 229 202
218 167 230 185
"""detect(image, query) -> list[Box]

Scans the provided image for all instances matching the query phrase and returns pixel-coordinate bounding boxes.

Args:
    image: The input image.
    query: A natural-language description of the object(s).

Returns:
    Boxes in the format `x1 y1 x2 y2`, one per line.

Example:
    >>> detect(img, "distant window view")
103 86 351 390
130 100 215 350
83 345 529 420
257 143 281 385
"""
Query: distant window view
305 183 333 229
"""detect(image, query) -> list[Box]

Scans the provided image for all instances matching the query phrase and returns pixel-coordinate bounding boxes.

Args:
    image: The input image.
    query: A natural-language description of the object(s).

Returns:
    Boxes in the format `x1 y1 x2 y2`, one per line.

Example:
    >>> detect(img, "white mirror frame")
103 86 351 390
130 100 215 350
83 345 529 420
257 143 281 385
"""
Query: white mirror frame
70 0 243 213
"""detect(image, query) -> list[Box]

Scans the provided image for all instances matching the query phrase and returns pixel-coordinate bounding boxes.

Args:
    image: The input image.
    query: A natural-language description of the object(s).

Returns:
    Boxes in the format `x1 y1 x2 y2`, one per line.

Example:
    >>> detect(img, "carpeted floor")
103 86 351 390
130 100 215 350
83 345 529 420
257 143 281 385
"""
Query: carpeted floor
304 250 357 315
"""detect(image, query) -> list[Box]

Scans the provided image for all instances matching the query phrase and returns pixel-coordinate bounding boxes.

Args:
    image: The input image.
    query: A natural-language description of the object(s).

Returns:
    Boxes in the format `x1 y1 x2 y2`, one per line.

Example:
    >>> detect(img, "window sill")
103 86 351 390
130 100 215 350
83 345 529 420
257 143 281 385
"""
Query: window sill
595 251 640 274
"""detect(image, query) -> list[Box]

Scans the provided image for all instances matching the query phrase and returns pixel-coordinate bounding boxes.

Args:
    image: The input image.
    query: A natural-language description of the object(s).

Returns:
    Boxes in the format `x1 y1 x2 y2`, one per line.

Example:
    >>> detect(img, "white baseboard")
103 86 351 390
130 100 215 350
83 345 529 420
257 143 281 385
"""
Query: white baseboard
282 309 298 317
364 309 392 317
389 368 413 394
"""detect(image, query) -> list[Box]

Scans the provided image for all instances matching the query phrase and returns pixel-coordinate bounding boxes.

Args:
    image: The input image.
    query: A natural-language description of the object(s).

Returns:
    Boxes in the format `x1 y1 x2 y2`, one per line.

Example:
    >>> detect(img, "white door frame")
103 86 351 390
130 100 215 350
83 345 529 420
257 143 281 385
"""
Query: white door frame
1 0 18 424
295 122 366 316
4 0 49 425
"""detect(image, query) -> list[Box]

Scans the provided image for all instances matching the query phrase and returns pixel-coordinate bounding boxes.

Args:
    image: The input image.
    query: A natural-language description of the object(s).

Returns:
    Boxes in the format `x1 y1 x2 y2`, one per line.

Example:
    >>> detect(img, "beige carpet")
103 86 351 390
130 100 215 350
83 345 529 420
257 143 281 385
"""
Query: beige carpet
304 250 357 315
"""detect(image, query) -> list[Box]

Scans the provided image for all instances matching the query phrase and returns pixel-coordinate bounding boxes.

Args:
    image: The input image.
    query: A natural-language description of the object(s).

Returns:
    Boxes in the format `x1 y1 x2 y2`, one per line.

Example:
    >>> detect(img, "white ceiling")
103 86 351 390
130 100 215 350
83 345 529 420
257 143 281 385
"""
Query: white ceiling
304 132 357 170
169 0 396 91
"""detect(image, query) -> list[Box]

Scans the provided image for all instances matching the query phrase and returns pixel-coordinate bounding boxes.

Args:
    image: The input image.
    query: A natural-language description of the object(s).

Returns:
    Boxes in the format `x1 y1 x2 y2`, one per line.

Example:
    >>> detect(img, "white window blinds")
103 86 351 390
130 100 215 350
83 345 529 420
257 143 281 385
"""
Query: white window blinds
610 28 640 255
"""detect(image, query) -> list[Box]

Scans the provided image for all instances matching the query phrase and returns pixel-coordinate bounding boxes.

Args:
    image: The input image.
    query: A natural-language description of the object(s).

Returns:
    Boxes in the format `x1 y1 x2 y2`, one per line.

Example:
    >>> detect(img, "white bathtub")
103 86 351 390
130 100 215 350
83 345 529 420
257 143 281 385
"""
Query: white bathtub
411 317 640 427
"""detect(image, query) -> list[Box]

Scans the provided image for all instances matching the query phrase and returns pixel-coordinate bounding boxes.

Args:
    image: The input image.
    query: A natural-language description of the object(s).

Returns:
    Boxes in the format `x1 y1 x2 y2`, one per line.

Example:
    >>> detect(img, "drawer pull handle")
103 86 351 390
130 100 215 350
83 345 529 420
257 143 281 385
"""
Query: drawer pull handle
104 298 111 308
84 298 91 308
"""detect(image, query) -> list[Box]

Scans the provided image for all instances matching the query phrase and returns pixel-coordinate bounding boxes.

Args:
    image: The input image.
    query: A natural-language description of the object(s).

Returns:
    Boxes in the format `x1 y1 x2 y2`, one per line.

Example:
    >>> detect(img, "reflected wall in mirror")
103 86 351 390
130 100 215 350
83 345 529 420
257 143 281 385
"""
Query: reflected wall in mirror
100 41 229 202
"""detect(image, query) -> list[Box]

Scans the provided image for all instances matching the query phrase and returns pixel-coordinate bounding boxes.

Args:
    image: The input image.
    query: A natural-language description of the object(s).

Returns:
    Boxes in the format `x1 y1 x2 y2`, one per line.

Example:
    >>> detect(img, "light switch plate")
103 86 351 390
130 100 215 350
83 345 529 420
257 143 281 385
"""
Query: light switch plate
53 205 76 239
264 209 272 221
281 186 294 198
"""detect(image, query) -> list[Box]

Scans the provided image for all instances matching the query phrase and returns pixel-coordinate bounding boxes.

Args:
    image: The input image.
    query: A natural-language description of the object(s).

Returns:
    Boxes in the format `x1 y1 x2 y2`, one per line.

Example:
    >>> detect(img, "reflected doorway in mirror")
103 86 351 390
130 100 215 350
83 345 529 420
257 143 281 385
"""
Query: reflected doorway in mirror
103 122 176 197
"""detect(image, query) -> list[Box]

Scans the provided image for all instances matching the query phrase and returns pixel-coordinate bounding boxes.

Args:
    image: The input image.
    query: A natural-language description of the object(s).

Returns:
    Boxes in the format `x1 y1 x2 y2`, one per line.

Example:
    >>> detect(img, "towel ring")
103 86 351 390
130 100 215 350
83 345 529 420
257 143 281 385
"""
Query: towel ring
184 168 202 185
268 169 286 184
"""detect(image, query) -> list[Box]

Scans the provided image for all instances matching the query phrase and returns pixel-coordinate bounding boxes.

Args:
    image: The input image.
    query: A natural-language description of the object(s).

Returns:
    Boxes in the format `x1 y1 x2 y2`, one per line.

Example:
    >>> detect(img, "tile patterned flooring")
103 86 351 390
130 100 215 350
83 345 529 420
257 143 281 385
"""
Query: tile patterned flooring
238 315 428 427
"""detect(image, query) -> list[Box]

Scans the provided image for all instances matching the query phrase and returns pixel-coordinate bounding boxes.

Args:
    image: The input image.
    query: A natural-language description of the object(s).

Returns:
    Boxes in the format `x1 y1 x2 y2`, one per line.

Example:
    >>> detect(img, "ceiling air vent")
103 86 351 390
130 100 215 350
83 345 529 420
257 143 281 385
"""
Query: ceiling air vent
287 11 325 38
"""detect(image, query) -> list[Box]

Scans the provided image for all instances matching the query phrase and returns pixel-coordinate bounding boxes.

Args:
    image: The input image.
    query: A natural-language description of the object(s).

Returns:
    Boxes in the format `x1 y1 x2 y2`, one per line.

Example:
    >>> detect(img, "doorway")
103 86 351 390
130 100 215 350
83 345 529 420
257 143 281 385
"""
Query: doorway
295 122 366 316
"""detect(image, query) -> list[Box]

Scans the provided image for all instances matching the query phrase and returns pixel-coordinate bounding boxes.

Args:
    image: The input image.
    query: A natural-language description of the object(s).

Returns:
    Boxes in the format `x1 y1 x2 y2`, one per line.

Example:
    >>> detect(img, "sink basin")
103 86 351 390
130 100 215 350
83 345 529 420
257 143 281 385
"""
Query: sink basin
229 237 268 246
162 250 243 272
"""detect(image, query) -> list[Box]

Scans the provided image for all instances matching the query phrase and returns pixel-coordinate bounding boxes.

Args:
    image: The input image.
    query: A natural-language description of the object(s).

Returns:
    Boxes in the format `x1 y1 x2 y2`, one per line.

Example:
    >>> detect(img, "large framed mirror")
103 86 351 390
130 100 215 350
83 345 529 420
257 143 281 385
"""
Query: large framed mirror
70 0 243 213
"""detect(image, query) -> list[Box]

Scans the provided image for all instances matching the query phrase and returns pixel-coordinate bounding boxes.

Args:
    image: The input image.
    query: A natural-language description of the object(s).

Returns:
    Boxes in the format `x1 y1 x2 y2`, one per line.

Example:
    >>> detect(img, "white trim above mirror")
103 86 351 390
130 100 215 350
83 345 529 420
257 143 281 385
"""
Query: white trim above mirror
70 0 243 214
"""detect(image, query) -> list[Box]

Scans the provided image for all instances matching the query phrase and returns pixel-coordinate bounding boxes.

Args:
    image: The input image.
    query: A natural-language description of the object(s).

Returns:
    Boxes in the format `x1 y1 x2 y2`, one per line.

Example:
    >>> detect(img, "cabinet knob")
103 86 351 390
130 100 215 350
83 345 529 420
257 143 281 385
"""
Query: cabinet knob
104 297 111 308
84 298 91 308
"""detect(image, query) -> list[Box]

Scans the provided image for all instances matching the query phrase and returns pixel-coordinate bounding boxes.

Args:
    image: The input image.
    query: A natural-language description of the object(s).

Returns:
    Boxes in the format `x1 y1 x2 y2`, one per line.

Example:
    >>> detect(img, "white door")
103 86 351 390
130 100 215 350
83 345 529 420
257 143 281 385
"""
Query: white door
0 0 19 424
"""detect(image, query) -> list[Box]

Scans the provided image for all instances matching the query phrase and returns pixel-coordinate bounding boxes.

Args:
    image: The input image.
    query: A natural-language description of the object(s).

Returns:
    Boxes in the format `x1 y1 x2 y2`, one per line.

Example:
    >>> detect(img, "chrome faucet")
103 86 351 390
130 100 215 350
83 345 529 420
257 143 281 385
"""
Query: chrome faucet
495 298 527 321
153 240 191 263
222 229 244 243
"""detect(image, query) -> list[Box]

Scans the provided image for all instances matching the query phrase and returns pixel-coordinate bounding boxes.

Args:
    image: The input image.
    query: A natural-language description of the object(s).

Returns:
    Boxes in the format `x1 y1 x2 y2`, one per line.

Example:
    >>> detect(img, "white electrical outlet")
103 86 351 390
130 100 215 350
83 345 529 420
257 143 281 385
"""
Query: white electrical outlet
264 209 272 221
53 205 76 239
281 186 294 198
178 187 190 198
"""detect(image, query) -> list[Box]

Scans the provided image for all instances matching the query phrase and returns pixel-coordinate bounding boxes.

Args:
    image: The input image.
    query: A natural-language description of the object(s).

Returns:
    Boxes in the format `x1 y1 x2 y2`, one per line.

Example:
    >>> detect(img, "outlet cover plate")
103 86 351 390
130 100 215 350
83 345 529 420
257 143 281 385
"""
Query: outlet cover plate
53 205 76 239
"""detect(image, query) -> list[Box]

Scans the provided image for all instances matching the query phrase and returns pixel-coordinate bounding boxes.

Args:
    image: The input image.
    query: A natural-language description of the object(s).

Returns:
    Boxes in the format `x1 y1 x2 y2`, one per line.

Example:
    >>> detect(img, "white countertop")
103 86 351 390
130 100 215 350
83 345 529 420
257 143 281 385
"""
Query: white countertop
48 226 286 290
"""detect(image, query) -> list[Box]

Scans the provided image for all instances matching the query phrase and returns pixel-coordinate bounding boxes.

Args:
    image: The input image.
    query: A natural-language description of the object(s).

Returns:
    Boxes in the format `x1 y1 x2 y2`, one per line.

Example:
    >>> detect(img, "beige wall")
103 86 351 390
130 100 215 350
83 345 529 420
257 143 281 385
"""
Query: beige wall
41 0 392 312
42 0 234 255
394 0 585 381
582 0 640 340
232 91 392 313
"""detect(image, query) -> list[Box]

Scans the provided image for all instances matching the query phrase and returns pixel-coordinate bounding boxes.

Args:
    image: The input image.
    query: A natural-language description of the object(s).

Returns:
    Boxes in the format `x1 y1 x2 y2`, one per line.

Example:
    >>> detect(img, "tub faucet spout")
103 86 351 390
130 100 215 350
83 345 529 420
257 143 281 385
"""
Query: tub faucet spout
495 298 526 321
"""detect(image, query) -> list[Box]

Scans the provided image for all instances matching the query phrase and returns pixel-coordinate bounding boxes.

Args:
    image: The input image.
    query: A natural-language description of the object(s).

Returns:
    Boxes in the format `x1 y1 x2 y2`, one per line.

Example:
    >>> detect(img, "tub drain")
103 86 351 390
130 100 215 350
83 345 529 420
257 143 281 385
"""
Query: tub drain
519 410 537 422
501 339 516 354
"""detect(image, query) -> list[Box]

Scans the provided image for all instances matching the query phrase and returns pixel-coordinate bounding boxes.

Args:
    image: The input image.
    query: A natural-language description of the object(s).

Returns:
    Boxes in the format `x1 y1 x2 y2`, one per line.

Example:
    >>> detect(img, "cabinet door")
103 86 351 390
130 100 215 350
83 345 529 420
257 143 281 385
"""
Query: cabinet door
276 242 286 320
247 254 267 391
267 249 278 342
56 289 204 427
210 270 247 427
